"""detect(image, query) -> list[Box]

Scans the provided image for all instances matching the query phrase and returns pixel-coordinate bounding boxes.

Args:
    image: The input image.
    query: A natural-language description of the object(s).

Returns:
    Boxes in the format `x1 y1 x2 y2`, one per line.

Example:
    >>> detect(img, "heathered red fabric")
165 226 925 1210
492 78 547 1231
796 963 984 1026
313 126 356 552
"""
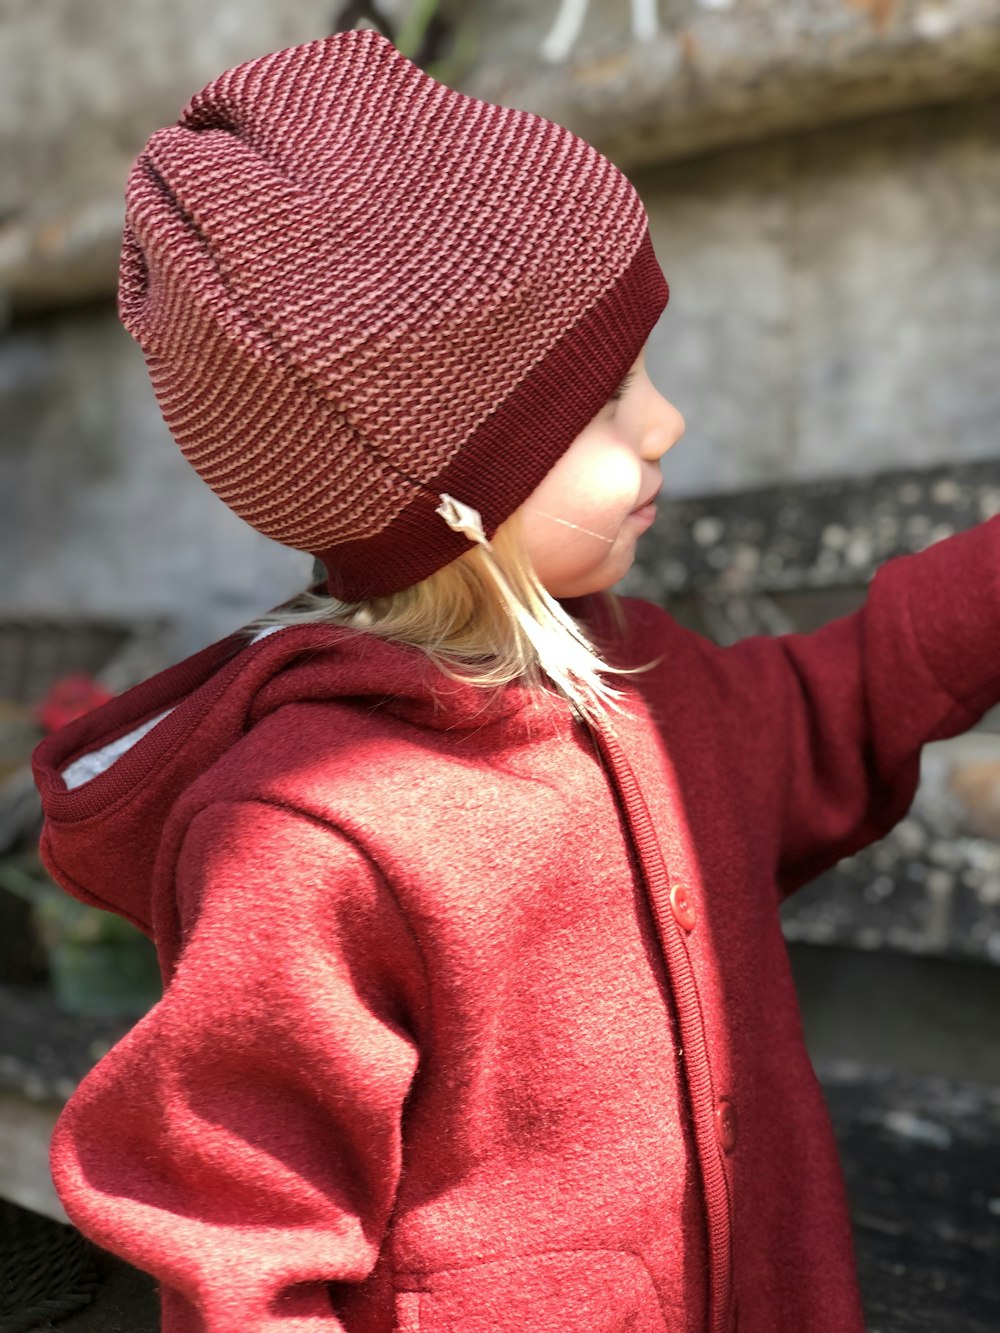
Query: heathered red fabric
118 31 669 599
33 518 1000 1333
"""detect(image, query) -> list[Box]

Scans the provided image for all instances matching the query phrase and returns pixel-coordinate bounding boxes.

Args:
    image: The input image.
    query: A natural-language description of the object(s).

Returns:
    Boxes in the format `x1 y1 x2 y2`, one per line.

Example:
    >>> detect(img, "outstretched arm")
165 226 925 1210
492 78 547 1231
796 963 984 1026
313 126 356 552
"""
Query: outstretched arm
626 515 1000 900
50 799 426 1332
726 516 1000 897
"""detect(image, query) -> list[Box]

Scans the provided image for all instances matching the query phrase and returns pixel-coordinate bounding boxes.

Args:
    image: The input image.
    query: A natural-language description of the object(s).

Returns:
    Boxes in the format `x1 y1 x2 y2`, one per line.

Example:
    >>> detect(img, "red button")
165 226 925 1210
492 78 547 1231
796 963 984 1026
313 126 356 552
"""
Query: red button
669 881 697 931
716 1099 738 1152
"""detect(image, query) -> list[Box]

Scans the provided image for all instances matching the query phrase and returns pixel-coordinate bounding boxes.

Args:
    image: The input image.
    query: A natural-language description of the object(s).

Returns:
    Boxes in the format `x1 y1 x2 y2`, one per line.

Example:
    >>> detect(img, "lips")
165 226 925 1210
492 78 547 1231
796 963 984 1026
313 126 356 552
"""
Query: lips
632 481 662 513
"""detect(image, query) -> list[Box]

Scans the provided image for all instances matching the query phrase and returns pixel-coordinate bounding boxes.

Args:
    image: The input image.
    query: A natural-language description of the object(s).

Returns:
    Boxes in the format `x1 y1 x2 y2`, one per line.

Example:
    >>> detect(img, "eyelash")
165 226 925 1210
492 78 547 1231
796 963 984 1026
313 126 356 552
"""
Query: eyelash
609 372 636 404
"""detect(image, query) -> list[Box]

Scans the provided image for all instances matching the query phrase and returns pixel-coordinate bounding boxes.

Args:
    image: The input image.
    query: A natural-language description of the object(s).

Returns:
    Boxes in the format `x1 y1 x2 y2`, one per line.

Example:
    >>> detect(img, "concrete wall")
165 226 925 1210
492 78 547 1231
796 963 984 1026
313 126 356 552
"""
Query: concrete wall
1 0 337 308
2 310 312 660
642 96 1000 496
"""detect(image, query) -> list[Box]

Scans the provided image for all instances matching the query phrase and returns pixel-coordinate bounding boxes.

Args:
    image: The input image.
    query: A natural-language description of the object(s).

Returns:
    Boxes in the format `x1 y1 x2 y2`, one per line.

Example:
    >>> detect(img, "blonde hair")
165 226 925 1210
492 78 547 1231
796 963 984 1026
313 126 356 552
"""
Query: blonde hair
239 512 644 723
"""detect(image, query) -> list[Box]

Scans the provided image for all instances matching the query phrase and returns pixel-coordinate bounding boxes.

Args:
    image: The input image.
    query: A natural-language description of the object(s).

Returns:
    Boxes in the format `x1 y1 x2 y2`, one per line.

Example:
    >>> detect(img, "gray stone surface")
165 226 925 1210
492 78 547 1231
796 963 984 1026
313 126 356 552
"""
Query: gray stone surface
0 0 335 309
470 0 1000 168
4 1 1000 311
638 99 1000 498
0 1091 63 1220
623 459 1000 600
790 945 1000 1083
1 306 312 661
782 742 1000 964
819 1059 1000 1333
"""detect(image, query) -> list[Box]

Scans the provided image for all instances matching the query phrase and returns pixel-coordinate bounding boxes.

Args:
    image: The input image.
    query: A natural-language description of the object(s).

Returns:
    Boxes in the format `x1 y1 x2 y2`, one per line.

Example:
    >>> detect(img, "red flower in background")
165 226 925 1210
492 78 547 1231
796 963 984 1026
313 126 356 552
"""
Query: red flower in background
33 675 115 734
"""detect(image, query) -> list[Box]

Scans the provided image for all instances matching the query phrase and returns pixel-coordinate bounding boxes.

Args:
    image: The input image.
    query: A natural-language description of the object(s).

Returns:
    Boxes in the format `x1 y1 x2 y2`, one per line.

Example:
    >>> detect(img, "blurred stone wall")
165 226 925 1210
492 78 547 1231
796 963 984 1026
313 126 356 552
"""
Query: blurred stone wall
1 0 998 659
3 310 312 658
1 0 336 308
641 97 1000 497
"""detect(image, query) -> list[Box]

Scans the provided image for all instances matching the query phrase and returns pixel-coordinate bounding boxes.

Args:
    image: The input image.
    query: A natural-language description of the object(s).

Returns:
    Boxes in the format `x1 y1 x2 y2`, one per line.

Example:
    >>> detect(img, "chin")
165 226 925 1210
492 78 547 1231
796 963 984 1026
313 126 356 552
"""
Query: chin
553 564 632 600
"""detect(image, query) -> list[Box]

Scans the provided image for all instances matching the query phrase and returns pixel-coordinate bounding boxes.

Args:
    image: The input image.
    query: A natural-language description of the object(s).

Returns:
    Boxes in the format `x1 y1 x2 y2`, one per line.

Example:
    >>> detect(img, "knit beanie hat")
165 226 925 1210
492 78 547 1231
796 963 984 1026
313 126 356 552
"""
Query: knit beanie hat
118 30 669 600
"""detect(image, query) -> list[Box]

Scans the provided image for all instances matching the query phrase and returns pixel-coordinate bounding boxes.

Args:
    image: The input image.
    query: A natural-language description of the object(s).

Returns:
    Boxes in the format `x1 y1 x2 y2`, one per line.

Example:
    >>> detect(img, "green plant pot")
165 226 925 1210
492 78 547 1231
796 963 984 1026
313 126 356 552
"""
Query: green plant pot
0 853 162 1017
46 934 161 1017
33 892 161 1017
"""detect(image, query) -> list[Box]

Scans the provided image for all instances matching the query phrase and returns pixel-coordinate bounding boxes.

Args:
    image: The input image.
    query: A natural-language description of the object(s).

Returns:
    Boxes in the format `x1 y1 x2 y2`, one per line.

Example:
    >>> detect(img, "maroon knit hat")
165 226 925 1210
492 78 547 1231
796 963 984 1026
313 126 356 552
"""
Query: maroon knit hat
118 30 669 599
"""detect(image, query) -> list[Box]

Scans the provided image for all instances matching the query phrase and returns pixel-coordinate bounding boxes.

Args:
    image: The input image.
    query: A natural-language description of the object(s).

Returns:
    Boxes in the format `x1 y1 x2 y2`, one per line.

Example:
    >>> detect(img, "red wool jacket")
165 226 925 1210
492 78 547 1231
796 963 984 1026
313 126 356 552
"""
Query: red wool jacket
33 519 1000 1333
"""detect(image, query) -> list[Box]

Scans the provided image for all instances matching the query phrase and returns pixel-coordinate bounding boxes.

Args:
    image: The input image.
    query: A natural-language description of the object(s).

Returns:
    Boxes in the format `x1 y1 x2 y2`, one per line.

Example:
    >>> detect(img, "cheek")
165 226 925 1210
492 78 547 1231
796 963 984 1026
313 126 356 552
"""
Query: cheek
544 449 640 530
520 460 645 597
529 523 638 599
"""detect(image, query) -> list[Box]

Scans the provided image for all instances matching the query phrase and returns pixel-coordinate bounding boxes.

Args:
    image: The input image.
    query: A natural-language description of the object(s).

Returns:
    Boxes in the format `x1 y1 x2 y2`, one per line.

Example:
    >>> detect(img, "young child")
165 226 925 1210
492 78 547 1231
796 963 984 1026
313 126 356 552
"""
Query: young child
31 29 1000 1333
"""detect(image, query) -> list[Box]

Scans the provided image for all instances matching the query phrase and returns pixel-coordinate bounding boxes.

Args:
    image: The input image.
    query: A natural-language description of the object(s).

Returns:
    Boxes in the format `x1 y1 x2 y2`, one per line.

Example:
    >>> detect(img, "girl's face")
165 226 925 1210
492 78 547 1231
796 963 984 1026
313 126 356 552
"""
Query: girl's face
520 348 685 598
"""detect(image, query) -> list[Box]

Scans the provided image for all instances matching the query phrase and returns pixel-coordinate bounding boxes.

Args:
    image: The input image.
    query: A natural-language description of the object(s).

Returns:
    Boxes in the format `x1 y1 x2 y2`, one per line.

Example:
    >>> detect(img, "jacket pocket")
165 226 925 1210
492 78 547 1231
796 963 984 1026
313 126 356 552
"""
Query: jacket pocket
394 1248 669 1332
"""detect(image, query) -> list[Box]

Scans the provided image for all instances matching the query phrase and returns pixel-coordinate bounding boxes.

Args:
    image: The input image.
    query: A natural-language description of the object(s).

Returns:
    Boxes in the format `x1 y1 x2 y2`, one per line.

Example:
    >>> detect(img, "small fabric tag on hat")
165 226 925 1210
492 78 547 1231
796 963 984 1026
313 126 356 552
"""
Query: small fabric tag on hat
436 494 490 548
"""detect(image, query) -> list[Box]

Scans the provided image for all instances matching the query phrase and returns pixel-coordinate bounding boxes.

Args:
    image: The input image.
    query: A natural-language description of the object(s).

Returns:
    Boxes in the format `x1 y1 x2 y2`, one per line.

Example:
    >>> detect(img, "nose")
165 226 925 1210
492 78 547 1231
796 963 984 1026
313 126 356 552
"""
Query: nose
641 394 685 462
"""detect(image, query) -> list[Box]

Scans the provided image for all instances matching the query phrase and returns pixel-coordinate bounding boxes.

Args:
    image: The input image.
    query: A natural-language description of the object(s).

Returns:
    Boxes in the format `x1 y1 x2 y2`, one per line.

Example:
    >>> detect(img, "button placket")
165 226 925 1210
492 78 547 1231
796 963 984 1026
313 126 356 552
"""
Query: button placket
588 718 734 1333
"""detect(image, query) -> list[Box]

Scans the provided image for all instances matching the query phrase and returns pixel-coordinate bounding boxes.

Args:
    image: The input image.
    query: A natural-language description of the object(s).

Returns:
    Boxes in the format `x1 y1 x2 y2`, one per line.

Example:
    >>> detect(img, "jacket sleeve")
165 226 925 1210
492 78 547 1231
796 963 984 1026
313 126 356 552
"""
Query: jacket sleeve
657 516 1000 900
49 799 426 1332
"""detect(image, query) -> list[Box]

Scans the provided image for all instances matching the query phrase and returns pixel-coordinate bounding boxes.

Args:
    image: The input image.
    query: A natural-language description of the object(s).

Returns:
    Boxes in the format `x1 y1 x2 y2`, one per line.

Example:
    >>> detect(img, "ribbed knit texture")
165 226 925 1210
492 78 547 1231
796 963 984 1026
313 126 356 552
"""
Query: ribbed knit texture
118 30 669 598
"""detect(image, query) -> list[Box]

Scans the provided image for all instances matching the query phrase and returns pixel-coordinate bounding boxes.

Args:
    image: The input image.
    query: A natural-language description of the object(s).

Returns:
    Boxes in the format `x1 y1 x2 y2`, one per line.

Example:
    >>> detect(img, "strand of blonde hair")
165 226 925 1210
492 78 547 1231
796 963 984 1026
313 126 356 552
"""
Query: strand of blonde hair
240 513 651 723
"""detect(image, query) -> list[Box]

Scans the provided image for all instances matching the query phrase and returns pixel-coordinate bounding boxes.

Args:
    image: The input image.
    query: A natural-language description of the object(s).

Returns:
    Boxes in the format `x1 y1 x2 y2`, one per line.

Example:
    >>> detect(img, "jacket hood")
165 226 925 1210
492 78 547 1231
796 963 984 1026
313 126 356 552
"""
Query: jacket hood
32 595 608 935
